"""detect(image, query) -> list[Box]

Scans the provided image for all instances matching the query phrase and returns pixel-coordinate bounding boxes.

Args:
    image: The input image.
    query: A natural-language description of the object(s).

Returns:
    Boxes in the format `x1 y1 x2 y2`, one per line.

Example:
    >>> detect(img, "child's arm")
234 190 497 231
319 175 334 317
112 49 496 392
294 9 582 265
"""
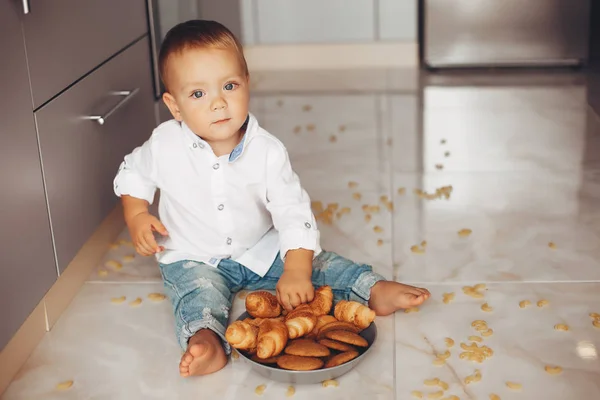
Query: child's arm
265 142 320 310
114 136 167 255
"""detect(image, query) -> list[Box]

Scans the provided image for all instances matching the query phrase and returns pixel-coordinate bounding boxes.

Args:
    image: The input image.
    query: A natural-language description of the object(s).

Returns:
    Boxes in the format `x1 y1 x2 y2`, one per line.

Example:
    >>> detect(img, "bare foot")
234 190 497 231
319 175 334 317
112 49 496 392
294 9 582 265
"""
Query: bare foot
368 281 431 316
179 329 228 377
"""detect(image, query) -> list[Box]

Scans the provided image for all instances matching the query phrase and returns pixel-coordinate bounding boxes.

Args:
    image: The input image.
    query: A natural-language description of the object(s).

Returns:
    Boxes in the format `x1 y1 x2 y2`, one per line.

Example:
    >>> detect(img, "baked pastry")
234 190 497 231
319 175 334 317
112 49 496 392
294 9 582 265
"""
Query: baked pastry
225 321 259 350
246 291 282 318
284 339 330 357
284 307 317 339
277 355 324 371
318 338 357 352
256 319 288 359
309 285 333 316
325 350 359 368
316 321 360 339
305 314 337 339
334 300 376 329
323 330 368 347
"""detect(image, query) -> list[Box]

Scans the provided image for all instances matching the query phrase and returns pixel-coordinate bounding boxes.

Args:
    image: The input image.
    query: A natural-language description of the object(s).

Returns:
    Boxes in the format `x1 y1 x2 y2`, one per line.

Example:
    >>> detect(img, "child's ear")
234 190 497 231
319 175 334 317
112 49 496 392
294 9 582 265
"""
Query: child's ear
162 92 182 121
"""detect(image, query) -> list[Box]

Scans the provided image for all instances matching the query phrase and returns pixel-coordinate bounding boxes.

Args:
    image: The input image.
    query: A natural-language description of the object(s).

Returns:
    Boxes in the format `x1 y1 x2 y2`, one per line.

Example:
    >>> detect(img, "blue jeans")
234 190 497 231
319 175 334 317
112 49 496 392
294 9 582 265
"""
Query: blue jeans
158 251 386 353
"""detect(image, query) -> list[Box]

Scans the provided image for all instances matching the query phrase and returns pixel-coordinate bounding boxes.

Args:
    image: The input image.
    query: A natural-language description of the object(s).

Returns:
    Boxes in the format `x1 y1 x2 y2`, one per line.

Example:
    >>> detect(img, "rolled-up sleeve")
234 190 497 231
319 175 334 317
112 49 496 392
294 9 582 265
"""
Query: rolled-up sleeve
113 136 158 204
265 142 321 260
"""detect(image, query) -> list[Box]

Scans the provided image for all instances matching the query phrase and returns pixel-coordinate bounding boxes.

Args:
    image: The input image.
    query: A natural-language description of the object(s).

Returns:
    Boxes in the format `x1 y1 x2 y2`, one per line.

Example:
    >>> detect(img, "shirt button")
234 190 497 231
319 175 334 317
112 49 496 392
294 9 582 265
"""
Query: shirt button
193 143 198 148
226 237 232 245
305 222 312 229
199 143 205 148
213 163 220 170
218 204 224 211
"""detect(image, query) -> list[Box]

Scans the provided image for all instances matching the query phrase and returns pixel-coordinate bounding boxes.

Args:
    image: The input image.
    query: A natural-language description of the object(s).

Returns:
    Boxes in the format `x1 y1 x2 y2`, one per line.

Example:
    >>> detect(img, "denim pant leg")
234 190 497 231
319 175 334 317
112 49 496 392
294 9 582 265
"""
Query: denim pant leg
245 251 387 305
159 259 246 354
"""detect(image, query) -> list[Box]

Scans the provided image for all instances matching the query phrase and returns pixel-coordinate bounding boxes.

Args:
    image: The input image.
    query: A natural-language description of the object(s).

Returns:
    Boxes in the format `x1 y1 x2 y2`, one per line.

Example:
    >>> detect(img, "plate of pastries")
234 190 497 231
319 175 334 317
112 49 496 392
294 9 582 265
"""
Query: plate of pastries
225 285 377 384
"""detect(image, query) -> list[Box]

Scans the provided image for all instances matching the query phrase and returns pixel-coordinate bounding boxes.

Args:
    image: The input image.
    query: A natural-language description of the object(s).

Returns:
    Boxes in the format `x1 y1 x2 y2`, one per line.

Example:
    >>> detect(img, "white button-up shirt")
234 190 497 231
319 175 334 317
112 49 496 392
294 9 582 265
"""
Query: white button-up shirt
113 113 321 277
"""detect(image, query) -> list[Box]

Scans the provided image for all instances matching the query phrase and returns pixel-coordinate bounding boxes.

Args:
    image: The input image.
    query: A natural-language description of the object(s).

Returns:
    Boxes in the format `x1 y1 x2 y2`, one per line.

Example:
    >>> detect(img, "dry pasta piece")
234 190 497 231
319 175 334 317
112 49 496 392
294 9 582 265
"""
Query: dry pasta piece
405 307 419 313
365 214 372 223
97 269 108 277
489 395 500 400
398 187 406 195
481 303 493 312
322 379 339 387
348 181 358 188
255 384 267 395
554 323 569 331
519 300 531 308
56 380 74 390
148 293 167 302
443 396 460 400
424 378 440 386
377 239 384 247
505 382 522 391
111 296 126 304
548 242 557 249
105 260 122 270
458 229 472 237
473 284 486 291
442 293 455 304
589 312 600 319
352 192 362 200
373 226 383 233
438 350 451 360
444 338 455 348
468 336 482 343
544 365 562 375
593 320 600 328
129 297 142 307
481 329 493 337
231 351 239 360
433 358 446 366
286 386 295 397
437 380 449 391
411 391 424 399
411 245 425 254
537 299 550 307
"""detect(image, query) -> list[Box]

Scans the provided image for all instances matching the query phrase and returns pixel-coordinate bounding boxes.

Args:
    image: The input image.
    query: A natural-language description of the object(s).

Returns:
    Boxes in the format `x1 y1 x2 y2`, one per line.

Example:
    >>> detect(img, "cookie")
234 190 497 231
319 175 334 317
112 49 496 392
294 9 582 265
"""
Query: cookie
324 330 368 347
325 350 360 368
318 338 357 352
251 354 279 364
284 339 330 357
277 355 324 371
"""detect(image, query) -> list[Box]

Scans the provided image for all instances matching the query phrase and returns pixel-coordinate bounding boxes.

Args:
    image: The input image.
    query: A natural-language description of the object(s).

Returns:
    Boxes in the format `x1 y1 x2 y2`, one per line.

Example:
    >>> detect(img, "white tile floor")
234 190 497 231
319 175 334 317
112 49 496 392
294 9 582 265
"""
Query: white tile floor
3 69 600 400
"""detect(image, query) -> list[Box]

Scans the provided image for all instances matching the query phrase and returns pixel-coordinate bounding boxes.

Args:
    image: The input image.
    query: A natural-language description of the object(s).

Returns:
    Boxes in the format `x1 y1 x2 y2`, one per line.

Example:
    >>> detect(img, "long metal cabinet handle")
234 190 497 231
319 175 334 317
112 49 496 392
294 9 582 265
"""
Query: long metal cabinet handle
22 0 30 14
83 88 139 125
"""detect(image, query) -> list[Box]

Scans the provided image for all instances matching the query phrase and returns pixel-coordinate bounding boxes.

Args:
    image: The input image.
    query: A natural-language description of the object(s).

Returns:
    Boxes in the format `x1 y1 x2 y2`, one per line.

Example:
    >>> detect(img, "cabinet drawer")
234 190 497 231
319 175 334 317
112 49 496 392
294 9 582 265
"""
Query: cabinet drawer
23 0 147 108
35 37 155 273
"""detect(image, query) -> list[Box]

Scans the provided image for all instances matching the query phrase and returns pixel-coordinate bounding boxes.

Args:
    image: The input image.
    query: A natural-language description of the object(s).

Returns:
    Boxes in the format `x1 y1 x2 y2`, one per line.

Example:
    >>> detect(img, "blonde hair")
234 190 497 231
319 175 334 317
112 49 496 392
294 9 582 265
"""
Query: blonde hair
158 20 248 92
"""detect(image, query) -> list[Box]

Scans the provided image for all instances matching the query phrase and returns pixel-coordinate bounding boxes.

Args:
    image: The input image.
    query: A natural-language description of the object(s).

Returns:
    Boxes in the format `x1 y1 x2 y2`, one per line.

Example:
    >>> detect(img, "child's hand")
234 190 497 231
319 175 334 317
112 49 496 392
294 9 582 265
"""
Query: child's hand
276 269 315 311
126 212 168 256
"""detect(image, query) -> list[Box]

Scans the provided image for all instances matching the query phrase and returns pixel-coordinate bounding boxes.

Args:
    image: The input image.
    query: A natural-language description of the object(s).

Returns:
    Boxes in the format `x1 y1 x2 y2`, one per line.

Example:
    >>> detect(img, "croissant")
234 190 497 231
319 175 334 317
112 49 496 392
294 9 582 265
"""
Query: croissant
309 285 333 316
225 320 259 350
246 291 282 318
256 319 288 359
334 300 376 330
285 307 317 339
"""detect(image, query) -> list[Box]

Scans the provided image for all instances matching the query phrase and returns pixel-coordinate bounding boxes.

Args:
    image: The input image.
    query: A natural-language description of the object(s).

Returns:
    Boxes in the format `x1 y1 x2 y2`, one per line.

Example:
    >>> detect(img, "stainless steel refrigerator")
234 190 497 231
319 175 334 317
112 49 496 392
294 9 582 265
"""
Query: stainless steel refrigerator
423 0 591 68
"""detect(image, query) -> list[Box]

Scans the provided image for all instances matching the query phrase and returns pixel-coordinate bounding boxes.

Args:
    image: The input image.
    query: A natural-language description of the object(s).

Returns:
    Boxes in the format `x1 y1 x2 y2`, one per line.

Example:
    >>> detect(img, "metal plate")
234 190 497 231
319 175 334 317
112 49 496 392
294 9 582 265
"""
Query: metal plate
233 312 377 385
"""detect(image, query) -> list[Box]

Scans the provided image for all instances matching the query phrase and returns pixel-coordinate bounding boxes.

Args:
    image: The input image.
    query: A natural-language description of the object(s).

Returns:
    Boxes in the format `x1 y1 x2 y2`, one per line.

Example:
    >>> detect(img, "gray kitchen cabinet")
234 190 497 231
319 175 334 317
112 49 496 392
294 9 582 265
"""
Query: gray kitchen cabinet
22 0 148 108
35 37 156 273
0 2 58 350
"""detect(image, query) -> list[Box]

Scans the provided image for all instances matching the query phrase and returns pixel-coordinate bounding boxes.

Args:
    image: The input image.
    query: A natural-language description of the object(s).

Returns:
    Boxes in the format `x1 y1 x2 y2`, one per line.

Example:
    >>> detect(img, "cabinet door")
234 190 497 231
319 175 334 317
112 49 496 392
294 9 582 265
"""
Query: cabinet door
35 37 155 273
22 0 147 108
0 2 57 350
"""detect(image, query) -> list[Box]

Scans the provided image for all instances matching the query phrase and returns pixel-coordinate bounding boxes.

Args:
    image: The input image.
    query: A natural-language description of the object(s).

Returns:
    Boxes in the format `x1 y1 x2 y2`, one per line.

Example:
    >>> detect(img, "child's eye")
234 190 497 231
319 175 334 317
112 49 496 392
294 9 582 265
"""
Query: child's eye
224 83 238 91
191 90 204 98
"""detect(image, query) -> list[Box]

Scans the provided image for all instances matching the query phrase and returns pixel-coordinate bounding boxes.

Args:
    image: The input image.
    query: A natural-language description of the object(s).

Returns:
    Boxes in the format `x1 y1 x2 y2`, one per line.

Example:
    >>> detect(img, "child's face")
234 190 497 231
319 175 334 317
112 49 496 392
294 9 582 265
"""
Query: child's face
162 47 249 144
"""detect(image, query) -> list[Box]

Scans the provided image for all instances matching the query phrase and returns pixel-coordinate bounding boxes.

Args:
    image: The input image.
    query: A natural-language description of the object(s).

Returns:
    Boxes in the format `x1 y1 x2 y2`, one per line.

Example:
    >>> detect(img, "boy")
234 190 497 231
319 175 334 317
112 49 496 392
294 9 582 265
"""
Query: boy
113 20 430 377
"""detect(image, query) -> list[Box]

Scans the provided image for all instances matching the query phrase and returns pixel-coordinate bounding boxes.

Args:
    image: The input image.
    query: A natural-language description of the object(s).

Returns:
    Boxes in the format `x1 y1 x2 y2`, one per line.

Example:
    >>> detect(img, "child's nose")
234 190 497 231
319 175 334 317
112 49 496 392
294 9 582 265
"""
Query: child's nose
211 96 227 111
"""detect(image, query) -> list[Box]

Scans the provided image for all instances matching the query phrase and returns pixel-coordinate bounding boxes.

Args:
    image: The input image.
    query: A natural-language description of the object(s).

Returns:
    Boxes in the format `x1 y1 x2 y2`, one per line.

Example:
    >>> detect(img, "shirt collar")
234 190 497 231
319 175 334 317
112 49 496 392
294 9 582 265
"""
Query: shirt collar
181 113 258 163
